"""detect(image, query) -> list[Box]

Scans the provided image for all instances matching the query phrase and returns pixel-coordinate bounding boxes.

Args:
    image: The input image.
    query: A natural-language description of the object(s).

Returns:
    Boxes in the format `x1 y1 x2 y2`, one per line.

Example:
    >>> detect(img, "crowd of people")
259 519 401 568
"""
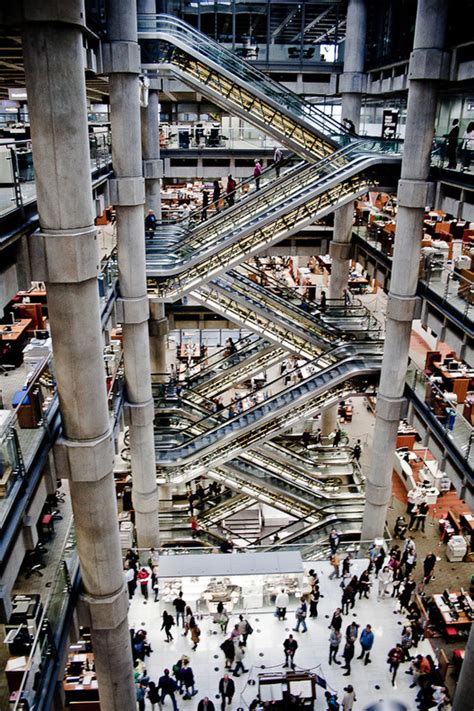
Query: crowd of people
125 537 452 711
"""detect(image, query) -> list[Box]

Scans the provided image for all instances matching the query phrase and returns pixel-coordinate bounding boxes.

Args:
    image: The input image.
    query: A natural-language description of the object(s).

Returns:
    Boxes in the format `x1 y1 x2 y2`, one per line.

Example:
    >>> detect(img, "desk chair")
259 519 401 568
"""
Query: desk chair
0 343 15 375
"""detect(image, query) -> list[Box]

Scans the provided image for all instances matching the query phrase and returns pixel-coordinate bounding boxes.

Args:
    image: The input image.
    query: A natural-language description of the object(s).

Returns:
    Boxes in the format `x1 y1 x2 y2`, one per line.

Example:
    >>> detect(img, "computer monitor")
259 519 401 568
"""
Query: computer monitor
34 330 49 340
442 589 450 604
447 361 459 371
443 356 453 366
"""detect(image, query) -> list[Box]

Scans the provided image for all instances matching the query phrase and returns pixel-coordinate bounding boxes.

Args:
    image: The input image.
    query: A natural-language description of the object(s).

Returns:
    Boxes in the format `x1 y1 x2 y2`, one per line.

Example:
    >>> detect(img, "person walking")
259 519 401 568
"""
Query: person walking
275 588 289 619
342 555 352 576
147 681 161 709
444 118 460 169
125 563 136 600
341 684 356 710
414 499 429 532
198 697 216 711
358 568 371 599
158 669 179 711
273 146 283 177
329 528 340 554
253 159 262 190
341 583 355 615
328 628 342 665
226 174 237 207
330 608 343 633
283 634 298 670
398 574 416 613
137 567 150 603
161 611 175 642
329 552 340 579
422 552 437 584
232 642 248 677
387 643 404 686
218 673 235 711
374 548 386 577
144 209 157 239
320 289 327 313
220 638 235 670
293 598 308 633
341 637 355 675
461 121 474 171
332 428 341 447
189 617 201 651
201 190 209 221
377 566 392 598
400 625 413 661
309 584 320 618
212 180 221 213
352 440 362 463
180 660 198 699
357 624 374 665
173 591 187 628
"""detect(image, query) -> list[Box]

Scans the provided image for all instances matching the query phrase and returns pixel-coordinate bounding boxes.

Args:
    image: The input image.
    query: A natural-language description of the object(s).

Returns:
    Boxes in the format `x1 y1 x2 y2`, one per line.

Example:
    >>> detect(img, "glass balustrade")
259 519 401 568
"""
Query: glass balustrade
13 521 78 711
406 362 474 468
0 356 58 529
0 131 112 219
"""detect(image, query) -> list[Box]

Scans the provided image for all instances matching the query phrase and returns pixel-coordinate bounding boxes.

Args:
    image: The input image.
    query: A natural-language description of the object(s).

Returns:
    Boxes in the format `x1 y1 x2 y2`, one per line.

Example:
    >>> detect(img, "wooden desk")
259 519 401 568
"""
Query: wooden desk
396 433 417 449
5 656 27 693
63 653 99 703
0 319 33 342
433 593 474 627
432 360 472 404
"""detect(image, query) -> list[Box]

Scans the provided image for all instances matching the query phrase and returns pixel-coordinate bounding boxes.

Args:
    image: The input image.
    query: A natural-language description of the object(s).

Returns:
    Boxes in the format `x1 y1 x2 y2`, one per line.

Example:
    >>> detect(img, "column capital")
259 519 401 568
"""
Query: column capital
116 295 149 324
109 177 145 206
143 159 164 179
397 179 434 209
6 0 86 27
80 586 129 630
28 226 98 284
374 394 407 422
409 48 449 81
101 40 140 75
329 241 353 260
339 71 367 95
124 399 155 427
54 430 114 483
386 293 420 322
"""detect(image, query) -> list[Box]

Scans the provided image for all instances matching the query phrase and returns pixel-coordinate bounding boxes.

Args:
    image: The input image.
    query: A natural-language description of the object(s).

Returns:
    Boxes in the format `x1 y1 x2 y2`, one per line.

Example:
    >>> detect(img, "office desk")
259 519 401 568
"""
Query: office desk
0 319 33 342
63 653 99 703
432 593 474 627
432 360 473 404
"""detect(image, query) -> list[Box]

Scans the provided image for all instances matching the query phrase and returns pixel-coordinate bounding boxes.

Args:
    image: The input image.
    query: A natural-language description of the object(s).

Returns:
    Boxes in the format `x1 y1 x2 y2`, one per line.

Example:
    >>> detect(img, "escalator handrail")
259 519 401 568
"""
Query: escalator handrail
183 333 262 381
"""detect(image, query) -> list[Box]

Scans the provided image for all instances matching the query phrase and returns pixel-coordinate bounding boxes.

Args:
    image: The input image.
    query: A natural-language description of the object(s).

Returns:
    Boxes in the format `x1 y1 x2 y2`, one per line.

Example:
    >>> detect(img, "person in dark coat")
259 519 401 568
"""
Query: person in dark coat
444 119 460 169
218 674 235 711
341 637 355 675
197 697 216 711
157 669 179 711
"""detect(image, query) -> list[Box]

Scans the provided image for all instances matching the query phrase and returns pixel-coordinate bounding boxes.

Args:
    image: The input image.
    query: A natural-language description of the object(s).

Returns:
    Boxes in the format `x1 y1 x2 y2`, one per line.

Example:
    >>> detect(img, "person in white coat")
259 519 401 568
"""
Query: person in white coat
378 566 393 598
275 589 289 620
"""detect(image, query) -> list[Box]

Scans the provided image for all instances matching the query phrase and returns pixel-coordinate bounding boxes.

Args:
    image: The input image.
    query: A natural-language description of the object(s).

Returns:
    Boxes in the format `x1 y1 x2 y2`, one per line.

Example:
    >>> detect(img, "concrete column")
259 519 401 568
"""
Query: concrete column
329 202 354 299
141 89 163 218
149 300 169 378
361 0 449 540
104 0 159 548
339 0 367 132
320 406 338 437
453 622 474 710
21 3 135 709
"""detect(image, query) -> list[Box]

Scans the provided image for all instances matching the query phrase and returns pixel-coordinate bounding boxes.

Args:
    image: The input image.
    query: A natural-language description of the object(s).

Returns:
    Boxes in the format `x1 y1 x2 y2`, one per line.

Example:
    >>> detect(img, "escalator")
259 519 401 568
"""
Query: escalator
138 15 347 162
147 145 400 299
155 344 381 477
181 334 287 399
231 264 383 336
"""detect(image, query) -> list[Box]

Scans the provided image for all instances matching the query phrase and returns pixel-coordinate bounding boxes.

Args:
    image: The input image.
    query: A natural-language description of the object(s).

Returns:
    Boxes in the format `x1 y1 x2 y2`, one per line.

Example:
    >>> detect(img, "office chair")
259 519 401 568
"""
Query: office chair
0 343 15 375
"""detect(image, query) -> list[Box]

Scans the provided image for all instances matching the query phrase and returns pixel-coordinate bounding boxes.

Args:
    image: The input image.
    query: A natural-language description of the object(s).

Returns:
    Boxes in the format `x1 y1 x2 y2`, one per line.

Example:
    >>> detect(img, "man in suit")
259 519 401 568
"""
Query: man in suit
218 674 235 711
444 119 460 169
197 697 216 711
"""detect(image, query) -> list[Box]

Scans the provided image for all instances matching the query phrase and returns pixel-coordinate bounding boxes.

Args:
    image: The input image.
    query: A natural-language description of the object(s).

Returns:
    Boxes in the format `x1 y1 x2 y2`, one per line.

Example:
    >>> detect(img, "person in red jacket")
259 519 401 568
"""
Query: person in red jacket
137 567 150 603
